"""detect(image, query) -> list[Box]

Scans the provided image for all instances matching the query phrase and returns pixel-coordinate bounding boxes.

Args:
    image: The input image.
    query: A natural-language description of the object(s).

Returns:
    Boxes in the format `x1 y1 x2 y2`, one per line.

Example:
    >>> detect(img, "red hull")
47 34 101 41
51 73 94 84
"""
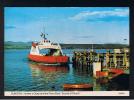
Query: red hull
28 54 69 64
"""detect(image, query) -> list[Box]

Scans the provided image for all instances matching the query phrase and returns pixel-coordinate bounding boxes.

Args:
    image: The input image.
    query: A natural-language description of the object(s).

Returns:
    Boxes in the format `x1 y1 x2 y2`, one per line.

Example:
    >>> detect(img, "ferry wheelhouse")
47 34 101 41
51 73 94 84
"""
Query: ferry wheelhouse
28 33 69 65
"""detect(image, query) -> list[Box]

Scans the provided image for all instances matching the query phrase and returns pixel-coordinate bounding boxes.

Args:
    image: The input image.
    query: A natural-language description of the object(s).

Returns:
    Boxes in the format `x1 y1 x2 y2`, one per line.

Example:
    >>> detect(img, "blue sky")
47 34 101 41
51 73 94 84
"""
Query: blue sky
4 7 129 44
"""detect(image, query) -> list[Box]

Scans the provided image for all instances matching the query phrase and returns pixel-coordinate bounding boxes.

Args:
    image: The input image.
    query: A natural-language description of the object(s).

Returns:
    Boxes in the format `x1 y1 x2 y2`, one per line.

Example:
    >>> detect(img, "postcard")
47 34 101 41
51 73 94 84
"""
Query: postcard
3 7 130 97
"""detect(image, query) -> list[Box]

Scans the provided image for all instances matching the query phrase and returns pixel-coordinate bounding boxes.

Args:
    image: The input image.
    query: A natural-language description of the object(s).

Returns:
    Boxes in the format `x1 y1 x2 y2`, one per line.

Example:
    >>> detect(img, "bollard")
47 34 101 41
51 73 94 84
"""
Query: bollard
93 62 101 78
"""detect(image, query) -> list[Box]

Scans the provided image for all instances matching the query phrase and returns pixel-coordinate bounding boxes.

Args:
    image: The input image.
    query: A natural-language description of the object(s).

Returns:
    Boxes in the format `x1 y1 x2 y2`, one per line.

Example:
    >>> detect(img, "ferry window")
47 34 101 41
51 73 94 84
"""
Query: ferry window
40 49 50 55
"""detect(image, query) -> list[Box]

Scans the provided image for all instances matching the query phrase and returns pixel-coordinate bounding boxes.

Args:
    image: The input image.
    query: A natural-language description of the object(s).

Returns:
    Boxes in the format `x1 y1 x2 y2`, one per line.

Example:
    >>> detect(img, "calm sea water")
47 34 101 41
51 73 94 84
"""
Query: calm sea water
4 49 109 91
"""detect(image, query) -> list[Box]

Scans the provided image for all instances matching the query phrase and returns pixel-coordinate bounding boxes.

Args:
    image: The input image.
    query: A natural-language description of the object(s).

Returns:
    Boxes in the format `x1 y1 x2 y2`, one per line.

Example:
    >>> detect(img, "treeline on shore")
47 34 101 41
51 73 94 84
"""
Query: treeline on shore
4 41 129 49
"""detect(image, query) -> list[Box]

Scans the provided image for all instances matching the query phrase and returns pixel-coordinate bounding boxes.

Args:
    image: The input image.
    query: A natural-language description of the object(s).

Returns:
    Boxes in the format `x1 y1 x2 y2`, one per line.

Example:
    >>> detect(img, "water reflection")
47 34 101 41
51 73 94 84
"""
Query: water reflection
73 65 93 77
29 62 69 73
28 62 70 91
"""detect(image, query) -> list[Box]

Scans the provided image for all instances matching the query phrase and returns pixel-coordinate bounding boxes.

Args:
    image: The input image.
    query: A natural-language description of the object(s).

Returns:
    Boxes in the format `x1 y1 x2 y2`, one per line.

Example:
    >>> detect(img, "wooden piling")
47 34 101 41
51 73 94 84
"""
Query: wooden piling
72 48 129 70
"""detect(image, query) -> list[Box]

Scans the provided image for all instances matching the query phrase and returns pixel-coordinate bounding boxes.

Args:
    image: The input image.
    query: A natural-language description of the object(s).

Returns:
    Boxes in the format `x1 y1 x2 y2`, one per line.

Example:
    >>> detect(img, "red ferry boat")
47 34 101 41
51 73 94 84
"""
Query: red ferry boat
28 33 69 65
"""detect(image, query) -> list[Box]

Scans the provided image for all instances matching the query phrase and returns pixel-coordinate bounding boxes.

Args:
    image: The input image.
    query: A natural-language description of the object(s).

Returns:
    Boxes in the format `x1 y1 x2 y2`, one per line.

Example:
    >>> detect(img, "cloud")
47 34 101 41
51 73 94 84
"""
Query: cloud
5 25 17 29
69 8 129 21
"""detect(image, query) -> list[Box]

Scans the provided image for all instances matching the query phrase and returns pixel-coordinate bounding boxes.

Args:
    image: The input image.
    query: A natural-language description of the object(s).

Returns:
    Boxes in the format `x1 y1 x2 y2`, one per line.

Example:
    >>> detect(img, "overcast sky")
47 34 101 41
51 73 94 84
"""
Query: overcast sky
5 7 129 44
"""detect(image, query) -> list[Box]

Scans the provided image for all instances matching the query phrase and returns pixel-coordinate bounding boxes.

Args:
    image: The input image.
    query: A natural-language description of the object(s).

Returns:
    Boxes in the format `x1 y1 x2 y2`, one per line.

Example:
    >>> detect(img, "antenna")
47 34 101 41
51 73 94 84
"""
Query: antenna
43 25 45 34
43 25 48 35
40 25 49 41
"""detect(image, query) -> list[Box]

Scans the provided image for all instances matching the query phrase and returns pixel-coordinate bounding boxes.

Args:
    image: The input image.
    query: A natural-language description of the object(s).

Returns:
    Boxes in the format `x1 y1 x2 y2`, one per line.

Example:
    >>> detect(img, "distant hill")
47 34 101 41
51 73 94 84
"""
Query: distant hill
60 44 129 49
4 41 129 49
4 41 32 49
